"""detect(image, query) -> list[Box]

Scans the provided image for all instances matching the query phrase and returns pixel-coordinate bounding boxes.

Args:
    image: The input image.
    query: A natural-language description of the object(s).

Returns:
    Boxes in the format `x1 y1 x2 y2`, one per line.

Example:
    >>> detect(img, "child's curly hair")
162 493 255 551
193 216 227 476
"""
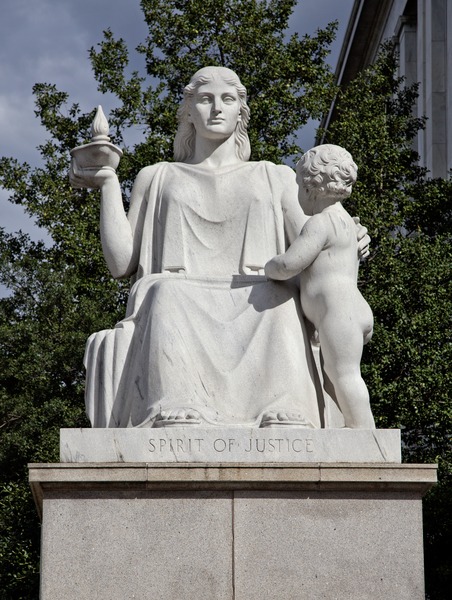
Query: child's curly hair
297 144 357 199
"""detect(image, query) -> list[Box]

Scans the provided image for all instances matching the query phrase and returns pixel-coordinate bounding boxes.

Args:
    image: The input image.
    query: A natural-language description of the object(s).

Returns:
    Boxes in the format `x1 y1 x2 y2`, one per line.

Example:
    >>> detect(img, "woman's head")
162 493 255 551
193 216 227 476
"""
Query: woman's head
174 66 251 162
297 144 358 201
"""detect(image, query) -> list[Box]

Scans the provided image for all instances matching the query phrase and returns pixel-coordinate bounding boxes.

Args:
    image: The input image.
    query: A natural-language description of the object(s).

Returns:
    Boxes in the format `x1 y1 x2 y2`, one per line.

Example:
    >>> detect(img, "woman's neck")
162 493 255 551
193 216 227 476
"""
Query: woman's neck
189 134 242 169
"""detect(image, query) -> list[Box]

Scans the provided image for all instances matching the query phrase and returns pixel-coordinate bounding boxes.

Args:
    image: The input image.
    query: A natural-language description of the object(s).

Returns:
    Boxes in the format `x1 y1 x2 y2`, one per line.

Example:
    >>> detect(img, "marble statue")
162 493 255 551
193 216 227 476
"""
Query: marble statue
265 144 375 428
70 67 371 429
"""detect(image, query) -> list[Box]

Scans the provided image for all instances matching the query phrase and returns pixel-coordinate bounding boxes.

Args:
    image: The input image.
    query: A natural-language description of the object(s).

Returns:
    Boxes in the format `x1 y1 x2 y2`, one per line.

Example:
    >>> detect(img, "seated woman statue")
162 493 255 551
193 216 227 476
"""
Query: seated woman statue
70 66 367 429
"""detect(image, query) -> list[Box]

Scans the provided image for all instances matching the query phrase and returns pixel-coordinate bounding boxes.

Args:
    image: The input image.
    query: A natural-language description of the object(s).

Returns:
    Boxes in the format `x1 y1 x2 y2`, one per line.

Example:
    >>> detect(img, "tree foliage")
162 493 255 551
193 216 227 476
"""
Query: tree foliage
323 43 451 598
0 230 127 597
0 4 450 598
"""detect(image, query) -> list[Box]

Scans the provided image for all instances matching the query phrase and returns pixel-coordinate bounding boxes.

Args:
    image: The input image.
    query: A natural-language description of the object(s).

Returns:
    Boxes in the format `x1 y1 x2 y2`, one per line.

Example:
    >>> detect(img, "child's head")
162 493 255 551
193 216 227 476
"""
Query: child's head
296 144 357 204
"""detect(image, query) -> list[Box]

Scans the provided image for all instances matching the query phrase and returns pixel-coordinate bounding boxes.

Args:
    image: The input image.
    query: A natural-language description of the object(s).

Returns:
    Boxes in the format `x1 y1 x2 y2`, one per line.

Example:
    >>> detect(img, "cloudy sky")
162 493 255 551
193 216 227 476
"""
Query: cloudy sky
0 0 353 242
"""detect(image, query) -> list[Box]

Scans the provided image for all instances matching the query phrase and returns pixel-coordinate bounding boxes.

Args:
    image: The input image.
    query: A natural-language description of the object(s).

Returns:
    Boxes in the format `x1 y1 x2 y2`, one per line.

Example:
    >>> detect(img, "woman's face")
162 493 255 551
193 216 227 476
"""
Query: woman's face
188 78 241 141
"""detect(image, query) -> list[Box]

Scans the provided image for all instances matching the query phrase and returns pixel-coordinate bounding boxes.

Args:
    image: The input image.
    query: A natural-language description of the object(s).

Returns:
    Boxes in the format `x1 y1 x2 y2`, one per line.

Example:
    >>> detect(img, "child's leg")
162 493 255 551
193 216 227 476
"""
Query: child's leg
318 317 375 429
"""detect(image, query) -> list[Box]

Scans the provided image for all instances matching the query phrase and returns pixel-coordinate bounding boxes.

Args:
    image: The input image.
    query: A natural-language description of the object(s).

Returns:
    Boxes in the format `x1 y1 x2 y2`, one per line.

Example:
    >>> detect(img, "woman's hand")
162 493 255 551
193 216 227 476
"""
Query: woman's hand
69 160 118 190
354 217 371 259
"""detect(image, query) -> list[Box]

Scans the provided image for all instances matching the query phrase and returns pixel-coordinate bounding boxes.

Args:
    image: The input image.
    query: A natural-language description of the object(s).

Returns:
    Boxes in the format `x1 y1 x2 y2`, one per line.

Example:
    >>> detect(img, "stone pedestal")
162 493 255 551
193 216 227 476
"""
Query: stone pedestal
30 456 436 599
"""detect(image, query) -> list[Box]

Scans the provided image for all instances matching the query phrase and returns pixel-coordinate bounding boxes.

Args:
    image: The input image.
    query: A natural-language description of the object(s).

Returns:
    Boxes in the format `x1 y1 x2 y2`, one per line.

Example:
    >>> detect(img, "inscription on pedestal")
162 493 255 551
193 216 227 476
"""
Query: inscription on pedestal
60 428 401 463
148 436 314 456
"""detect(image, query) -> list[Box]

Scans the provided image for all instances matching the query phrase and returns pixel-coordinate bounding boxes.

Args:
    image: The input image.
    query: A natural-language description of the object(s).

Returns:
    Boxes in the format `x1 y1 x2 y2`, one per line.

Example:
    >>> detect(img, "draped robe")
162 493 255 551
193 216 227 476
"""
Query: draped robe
84 161 323 427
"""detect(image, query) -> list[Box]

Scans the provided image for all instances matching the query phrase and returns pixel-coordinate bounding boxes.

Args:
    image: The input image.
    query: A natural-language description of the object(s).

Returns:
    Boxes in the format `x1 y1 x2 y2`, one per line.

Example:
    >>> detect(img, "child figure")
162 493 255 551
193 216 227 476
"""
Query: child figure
265 144 375 428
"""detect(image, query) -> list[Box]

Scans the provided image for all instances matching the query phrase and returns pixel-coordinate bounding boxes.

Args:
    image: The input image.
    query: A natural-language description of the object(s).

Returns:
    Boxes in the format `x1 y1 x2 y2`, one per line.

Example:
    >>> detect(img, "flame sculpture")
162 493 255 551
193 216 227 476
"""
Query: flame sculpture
70 105 123 172
90 105 110 142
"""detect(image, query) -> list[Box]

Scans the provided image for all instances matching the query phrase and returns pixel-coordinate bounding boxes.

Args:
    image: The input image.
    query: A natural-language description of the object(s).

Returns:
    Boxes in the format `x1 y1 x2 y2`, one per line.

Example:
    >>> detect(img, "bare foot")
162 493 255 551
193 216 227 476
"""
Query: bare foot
260 410 311 428
153 408 203 427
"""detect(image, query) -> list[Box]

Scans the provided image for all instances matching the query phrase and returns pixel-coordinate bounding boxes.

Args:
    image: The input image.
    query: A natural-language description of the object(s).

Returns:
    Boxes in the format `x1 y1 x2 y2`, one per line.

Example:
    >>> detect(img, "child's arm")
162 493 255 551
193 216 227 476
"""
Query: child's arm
265 214 330 280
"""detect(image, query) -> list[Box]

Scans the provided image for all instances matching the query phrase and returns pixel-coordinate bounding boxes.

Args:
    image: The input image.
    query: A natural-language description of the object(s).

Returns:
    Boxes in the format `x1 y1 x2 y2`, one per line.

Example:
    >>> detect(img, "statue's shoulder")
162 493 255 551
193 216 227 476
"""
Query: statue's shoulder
258 161 295 177
130 163 170 202
255 161 296 188
135 162 170 182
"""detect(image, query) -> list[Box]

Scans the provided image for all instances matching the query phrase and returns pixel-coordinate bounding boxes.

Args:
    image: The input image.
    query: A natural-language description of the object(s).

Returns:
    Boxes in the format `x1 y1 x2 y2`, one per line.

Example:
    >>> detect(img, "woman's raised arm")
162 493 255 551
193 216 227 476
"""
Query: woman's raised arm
98 170 134 279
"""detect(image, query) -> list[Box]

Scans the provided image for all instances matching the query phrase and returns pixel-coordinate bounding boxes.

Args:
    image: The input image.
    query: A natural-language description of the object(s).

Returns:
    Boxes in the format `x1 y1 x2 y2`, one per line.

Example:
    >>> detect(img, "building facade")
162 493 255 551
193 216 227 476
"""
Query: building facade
329 0 452 178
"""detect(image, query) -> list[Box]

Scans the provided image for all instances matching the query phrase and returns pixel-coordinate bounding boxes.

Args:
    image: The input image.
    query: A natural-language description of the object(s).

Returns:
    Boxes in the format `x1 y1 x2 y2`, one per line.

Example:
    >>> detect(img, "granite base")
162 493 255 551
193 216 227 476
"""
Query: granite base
29 462 436 599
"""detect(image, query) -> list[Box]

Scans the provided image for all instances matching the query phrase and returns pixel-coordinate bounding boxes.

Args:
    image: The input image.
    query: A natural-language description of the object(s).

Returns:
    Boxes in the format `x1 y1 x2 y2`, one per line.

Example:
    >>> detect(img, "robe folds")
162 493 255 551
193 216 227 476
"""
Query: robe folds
84 161 323 427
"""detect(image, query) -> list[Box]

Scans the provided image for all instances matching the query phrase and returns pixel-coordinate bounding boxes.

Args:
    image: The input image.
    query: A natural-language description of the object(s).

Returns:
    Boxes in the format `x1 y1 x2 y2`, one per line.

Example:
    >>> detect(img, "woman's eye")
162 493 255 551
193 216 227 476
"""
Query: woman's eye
223 96 236 104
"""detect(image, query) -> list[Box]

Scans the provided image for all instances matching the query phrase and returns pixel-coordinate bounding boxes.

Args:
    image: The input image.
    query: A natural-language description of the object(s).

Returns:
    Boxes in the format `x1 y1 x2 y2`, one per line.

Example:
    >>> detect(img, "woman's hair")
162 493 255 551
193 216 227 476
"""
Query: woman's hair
297 144 358 199
173 66 251 162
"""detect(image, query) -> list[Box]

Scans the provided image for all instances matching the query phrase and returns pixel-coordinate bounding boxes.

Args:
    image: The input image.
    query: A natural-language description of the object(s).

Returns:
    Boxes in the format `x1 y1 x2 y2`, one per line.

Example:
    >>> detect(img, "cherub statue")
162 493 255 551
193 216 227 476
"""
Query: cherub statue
265 144 375 429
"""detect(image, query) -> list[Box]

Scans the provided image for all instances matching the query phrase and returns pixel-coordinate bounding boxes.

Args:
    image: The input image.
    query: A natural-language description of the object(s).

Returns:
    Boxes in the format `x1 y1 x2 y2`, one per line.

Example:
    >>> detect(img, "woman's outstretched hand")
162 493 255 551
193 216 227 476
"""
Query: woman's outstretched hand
69 160 118 190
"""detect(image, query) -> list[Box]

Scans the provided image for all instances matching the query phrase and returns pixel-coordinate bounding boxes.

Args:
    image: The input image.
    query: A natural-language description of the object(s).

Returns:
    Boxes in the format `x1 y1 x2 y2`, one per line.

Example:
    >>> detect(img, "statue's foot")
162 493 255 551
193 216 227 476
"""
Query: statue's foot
153 408 203 427
260 410 311 428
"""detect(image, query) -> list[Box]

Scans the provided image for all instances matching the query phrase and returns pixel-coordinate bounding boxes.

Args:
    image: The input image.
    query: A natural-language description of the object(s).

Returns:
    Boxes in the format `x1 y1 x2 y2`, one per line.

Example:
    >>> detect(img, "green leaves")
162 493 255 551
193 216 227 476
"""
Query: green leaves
0 481 40 599
327 44 451 453
327 44 452 597
324 44 425 240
